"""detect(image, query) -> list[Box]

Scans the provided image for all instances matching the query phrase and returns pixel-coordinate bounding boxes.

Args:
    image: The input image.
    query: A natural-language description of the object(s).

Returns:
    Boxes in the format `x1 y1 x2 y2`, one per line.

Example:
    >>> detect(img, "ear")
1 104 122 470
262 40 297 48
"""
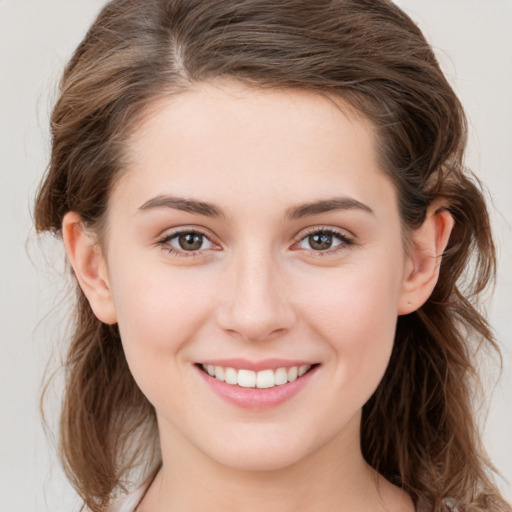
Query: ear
397 200 454 315
62 212 117 324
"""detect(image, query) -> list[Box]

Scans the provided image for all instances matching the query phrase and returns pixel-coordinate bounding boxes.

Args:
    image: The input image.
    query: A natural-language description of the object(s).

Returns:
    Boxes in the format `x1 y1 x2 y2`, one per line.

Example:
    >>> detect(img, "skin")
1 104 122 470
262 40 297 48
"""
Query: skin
63 81 453 511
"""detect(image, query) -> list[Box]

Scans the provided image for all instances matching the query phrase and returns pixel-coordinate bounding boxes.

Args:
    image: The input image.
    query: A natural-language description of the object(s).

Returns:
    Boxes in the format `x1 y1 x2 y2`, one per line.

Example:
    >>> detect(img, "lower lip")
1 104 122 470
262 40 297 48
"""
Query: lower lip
195 365 319 410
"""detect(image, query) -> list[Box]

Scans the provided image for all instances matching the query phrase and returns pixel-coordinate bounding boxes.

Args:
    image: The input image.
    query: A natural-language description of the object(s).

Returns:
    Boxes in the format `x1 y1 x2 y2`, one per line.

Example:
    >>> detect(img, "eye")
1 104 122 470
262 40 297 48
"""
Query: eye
294 228 354 253
158 230 217 255
173 232 210 251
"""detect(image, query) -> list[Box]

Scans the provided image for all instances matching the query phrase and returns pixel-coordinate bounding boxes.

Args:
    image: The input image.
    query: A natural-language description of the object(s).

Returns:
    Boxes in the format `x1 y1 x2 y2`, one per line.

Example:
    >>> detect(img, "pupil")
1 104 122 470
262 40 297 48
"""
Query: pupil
309 233 332 250
179 233 203 250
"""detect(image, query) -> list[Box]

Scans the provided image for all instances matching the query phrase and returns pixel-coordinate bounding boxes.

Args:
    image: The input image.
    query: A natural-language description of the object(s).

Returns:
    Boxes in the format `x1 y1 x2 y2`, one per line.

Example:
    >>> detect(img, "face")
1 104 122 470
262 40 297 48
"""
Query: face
101 82 412 471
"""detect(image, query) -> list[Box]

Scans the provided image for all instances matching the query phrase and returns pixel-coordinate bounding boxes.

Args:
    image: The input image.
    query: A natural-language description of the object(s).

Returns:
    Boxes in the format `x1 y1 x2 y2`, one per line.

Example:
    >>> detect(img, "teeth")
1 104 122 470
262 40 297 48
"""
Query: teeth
287 366 298 382
256 369 275 389
214 366 225 382
298 365 309 377
201 364 312 388
238 369 256 388
274 367 288 385
225 367 237 385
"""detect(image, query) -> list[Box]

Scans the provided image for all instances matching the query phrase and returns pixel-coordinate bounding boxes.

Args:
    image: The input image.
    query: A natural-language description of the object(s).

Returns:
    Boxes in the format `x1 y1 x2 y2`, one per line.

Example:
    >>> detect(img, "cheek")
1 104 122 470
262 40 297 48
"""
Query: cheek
295 257 403 392
300 256 402 331
107 260 216 374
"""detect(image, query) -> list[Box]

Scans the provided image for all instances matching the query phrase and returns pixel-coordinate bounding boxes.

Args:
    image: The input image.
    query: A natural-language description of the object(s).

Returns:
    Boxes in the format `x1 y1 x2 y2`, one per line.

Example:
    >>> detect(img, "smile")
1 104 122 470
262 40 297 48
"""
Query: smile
196 360 320 409
200 363 312 389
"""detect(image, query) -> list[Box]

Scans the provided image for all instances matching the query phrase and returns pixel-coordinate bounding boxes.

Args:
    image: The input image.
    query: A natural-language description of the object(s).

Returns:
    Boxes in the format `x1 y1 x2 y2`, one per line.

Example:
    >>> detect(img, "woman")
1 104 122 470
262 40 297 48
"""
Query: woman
34 0 511 510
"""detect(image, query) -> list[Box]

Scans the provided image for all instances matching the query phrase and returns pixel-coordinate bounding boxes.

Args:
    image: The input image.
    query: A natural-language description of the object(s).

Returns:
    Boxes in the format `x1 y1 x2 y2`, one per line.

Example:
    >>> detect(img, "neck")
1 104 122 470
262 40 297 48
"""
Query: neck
139 414 412 512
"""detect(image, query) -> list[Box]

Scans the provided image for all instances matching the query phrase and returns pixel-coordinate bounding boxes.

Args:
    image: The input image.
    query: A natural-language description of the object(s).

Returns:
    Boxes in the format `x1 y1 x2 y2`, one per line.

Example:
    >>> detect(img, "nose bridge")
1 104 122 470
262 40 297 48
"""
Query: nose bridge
218 244 294 342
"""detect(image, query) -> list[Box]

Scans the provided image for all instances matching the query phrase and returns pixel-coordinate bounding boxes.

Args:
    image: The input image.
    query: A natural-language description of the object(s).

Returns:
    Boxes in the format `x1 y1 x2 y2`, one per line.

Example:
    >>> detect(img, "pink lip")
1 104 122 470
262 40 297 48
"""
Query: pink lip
199 358 314 372
195 363 319 410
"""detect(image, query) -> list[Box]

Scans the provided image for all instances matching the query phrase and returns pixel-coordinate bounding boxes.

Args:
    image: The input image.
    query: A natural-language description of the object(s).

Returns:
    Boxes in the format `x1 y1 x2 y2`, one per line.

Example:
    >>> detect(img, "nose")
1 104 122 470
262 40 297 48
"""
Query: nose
216 250 296 343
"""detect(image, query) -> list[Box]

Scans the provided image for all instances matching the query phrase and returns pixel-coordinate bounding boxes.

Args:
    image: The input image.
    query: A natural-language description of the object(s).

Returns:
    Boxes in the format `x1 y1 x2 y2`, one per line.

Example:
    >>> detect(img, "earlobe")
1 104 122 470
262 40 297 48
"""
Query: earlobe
62 212 117 325
397 201 454 315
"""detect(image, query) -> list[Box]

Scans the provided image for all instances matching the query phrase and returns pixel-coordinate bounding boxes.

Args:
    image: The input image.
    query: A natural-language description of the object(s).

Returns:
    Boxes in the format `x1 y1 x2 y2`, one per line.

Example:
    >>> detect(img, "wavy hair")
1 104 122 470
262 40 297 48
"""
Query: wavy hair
34 0 510 510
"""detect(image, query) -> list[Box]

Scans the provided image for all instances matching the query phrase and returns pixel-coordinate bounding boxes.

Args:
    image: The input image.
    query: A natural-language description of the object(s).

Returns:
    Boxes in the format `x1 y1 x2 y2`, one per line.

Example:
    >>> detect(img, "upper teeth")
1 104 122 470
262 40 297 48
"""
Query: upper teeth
202 364 311 388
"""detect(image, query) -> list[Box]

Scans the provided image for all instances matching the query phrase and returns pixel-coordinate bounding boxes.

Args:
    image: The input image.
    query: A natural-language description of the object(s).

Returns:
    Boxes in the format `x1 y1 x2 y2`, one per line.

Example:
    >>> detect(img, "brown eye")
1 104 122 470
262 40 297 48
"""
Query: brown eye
295 229 352 253
178 232 204 251
161 231 215 253
308 233 334 250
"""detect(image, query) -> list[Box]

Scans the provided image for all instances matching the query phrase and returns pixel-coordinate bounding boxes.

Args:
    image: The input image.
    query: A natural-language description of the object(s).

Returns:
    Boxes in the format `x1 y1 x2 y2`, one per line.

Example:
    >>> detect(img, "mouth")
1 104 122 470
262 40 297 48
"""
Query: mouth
195 360 320 409
197 362 319 389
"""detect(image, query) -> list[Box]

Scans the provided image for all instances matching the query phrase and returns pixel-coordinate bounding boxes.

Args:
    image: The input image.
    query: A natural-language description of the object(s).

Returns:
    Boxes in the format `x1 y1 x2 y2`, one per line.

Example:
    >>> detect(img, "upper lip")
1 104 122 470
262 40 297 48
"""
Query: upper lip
197 358 318 372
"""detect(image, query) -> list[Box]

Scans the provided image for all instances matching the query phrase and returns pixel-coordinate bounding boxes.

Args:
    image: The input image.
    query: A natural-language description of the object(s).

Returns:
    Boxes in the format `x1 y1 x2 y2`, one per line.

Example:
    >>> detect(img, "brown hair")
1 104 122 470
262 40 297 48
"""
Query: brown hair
34 0 510 510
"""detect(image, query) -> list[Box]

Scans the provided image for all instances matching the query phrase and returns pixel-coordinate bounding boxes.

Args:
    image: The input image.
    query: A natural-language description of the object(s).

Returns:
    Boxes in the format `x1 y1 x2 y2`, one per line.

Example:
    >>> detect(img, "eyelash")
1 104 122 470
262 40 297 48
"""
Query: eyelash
156 227 355 258
156 229 217 257
292 227 355 257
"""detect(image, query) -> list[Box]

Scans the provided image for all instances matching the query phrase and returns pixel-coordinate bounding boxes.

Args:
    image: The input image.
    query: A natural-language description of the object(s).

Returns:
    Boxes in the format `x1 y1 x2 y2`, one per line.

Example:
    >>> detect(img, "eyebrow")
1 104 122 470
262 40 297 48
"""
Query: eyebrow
137 194 374 219
138 195 224 217
285 197 374 219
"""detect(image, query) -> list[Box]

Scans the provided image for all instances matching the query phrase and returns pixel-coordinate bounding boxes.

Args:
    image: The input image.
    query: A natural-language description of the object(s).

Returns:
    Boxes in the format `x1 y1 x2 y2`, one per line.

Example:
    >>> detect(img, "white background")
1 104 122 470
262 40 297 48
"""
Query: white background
0 1 511 511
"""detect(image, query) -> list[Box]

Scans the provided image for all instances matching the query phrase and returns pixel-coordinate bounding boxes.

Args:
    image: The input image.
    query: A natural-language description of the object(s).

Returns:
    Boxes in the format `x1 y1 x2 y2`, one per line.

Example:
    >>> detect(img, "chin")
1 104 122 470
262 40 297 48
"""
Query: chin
212 444 309 472
194 422 336 473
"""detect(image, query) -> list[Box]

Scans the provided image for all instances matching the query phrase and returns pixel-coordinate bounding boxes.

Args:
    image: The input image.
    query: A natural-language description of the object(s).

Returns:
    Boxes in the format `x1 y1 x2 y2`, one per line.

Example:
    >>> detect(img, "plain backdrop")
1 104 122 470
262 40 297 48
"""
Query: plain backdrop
1 1 511 511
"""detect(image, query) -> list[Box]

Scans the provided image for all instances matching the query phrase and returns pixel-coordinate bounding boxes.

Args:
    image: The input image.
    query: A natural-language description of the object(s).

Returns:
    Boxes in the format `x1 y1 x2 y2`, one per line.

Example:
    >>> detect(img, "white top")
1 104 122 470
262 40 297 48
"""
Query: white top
108 486 146 512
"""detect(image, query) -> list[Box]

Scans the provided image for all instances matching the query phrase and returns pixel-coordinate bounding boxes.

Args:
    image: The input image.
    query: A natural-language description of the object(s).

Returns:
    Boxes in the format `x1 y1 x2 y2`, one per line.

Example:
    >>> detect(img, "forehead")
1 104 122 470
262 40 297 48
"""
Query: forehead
113 81 395 220
129 81 375 160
